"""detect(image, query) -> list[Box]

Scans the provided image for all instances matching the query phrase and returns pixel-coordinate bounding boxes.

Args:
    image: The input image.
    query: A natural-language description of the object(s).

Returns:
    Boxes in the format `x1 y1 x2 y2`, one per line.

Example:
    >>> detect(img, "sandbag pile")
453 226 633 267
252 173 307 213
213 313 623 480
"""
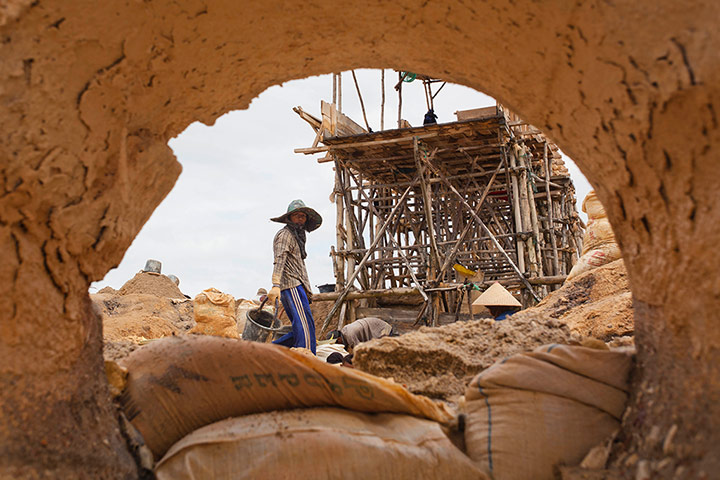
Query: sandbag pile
189 288 238 338
567 190 622 281
155 408 488 480
118 335 453 459
463 344 633 480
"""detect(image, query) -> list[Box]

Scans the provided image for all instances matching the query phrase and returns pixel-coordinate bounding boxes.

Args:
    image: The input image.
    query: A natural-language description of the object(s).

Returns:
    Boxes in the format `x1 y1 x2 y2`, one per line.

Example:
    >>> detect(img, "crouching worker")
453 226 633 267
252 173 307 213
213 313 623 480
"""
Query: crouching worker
328 317 395 353
472 282 522 321
267 200 322 355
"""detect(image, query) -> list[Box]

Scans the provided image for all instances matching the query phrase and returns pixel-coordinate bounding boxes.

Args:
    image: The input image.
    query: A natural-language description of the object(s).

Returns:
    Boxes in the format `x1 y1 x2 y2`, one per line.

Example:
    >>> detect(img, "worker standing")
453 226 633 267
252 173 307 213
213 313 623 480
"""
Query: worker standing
267 200 322 354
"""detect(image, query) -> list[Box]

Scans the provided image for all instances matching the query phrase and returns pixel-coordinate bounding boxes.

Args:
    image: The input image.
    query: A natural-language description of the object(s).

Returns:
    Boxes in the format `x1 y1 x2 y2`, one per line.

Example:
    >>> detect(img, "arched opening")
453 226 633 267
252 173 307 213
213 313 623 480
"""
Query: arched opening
1 1 718 476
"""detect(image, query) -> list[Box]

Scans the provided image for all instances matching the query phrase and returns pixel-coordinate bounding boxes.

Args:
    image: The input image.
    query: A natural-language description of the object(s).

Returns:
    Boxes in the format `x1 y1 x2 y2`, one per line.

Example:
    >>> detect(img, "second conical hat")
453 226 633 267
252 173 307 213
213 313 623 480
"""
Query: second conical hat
472 282 522 308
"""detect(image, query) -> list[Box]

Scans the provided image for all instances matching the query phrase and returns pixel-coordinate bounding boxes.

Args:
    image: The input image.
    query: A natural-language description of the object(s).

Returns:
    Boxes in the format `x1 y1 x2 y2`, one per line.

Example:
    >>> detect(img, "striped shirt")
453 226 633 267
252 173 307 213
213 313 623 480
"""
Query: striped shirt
272 227 311 293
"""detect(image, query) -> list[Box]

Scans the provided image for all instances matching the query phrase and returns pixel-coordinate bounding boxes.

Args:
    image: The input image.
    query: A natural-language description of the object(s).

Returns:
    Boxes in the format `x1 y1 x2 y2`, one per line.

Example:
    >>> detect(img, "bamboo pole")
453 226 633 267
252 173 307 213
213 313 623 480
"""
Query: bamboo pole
321 177 421 334
522 146 545 296
380 69 385 131
515 144 538 279
397 71 403 128
338 72 342 113
351 70 372 132
332 73 337 105
337 302 347 330
506 146 526 273
333 159 346 290
544 142 560 276
413 138 443 277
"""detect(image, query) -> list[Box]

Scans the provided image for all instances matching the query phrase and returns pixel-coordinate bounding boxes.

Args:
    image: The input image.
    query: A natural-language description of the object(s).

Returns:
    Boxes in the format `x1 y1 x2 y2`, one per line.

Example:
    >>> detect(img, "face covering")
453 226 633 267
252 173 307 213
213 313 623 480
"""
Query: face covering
286 222 307 259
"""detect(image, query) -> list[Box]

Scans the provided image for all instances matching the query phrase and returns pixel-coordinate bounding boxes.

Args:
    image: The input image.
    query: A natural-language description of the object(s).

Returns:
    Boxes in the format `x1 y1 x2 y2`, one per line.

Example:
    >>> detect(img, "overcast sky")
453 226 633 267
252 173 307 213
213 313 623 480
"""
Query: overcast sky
92 70 592 299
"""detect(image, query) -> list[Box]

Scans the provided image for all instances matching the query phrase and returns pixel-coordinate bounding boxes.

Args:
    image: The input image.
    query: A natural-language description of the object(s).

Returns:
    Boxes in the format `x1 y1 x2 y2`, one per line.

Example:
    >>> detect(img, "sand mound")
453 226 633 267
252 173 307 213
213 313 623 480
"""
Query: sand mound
354 313 573 401
94 292 195 361
117 271 186 298
354 260 634 401
520 259 633 341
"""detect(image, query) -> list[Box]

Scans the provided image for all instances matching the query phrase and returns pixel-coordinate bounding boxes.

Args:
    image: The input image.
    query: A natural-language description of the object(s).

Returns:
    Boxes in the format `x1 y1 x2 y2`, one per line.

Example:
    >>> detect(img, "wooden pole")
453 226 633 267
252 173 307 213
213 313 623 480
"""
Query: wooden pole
338 72 342 113
506 146 526 273
380 69 385 131
321 177 421 334
332 73 337 105
515 144 538 279
351 70 372 132
333 159 346 291
397 71 403 128
413 138 442 277
521 145 545 296
544 142 560 276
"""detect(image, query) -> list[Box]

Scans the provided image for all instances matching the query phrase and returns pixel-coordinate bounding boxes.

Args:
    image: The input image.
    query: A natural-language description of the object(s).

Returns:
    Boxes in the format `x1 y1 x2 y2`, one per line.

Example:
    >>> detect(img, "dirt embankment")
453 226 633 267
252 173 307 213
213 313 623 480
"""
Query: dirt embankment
354 314 573 401
354 260 634 401
523 259 633 343
94 272 195 361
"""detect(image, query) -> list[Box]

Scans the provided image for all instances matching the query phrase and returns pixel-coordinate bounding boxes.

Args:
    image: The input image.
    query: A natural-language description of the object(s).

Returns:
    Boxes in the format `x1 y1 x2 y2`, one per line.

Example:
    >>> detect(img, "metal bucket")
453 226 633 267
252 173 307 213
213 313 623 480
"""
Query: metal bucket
243 308 283 343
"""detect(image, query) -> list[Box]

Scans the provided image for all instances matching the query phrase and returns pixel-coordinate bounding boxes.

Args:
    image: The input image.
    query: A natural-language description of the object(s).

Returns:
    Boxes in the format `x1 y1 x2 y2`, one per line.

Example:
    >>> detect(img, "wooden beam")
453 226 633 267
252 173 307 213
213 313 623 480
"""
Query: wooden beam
313 287 420 302
299 133 436 156
413 137 443 278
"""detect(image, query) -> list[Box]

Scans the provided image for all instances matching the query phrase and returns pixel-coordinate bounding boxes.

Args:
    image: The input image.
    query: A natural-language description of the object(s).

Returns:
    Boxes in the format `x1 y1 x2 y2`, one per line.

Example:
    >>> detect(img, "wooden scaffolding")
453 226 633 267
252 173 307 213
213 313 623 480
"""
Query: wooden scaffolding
295 84 584 332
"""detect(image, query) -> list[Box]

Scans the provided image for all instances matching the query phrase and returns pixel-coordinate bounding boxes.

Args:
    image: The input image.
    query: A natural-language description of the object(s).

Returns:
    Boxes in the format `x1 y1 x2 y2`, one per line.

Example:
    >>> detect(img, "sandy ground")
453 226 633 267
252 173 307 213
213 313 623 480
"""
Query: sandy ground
354 260 634 401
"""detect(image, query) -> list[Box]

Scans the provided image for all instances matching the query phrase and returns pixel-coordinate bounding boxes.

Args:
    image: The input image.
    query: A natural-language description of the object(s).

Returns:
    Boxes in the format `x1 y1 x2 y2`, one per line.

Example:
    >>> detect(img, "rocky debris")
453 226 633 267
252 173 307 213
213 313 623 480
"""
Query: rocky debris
117 271 187 299
353 312 573 401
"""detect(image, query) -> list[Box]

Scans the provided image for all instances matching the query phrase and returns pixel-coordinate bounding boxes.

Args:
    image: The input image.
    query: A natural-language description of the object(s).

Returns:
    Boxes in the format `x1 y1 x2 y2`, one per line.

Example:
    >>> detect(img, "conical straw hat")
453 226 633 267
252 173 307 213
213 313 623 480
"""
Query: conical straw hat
472 282 522 308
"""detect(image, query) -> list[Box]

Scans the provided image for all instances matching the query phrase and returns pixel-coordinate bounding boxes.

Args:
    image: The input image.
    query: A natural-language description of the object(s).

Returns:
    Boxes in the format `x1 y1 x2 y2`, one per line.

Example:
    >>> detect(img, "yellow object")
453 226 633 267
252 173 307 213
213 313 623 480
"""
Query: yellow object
453 264 477 278
189 288 238 338
267 285 281 303
104 360 128 398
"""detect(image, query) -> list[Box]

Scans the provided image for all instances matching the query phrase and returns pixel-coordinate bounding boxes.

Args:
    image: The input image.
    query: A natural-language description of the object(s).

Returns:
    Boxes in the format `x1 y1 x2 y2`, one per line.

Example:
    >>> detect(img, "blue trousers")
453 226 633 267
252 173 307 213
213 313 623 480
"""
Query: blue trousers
272 285 317 354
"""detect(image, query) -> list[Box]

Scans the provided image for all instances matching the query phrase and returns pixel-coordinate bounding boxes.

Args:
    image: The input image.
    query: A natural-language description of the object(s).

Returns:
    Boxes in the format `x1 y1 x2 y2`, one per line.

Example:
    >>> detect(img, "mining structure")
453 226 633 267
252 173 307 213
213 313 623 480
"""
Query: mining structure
295 75 584 333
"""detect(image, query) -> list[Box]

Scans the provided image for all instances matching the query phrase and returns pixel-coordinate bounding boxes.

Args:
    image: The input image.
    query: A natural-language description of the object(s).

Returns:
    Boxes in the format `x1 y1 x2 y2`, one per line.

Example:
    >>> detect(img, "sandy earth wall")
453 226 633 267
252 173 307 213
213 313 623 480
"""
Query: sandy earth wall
1 0 719 477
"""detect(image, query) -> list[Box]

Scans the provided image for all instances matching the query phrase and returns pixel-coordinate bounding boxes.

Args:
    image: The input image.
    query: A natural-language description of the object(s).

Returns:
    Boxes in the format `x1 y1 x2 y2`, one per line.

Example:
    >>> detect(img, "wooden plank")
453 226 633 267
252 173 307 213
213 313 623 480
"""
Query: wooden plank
455 106 498 121
298 133 436 156
321 100 366 137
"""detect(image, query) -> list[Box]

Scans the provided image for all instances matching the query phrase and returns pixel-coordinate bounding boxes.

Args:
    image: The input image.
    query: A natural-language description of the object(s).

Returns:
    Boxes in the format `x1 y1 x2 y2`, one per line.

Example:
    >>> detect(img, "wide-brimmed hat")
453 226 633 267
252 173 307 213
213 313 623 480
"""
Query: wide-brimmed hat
271 199 322 232
472 282 522 308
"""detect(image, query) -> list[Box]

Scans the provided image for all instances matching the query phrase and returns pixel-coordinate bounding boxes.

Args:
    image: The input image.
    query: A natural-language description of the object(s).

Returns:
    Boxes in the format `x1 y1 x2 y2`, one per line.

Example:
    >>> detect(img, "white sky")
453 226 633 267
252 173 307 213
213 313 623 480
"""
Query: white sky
92 70 592 299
